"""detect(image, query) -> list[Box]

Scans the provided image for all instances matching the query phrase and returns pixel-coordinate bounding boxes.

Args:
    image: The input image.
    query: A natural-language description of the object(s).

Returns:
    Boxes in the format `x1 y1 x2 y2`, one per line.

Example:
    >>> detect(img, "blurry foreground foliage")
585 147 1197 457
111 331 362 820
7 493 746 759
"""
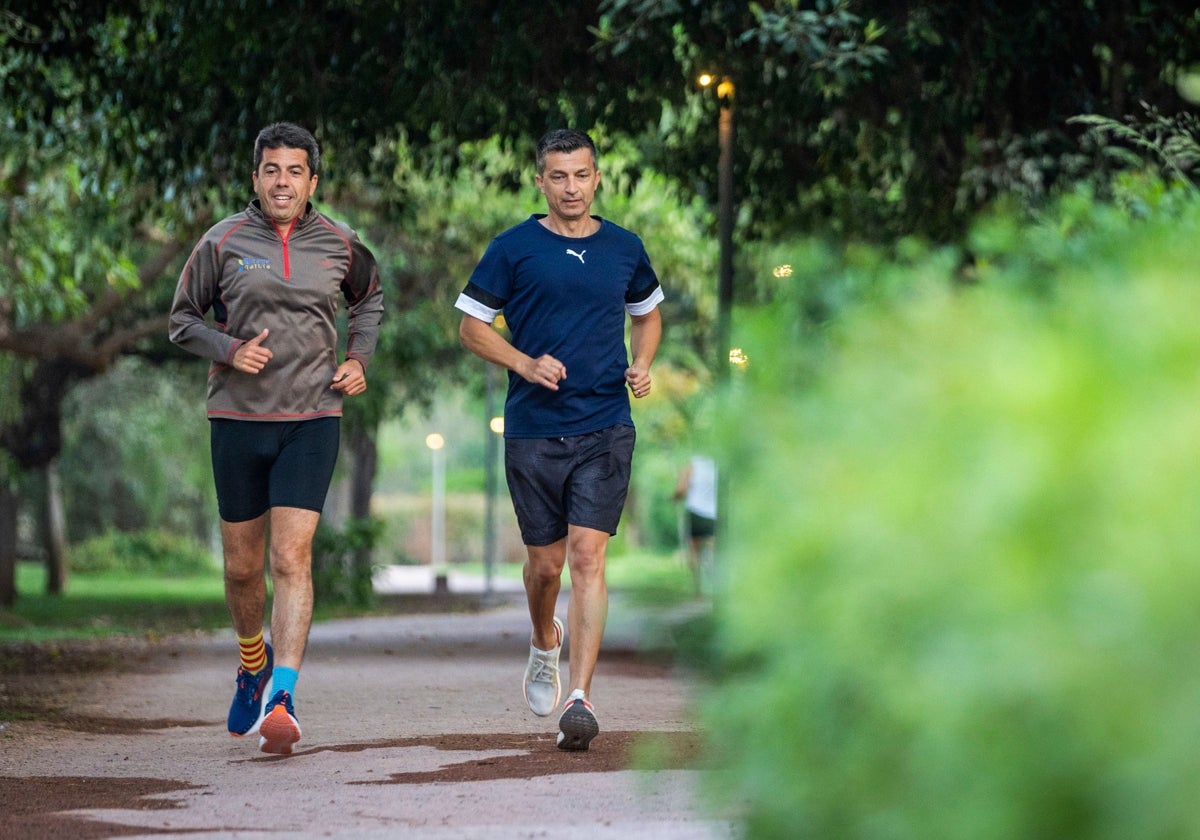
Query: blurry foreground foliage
705 180 1200 838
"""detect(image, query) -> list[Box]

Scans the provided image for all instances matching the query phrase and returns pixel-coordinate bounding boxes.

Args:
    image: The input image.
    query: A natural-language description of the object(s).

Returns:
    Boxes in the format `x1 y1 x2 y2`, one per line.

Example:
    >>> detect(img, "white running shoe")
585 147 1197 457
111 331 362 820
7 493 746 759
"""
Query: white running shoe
523 616 564 716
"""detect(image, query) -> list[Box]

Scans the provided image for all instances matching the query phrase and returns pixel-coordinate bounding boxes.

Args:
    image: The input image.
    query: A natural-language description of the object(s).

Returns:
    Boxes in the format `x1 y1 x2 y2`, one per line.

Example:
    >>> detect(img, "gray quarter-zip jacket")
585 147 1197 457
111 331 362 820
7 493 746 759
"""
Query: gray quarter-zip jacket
169 200 384 421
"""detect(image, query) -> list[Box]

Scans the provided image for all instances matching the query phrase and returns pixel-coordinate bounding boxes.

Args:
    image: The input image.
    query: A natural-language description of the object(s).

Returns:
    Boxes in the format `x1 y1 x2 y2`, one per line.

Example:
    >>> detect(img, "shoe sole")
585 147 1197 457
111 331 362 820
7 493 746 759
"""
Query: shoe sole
523 616 564 717
258 707 301 755
557 704 599 751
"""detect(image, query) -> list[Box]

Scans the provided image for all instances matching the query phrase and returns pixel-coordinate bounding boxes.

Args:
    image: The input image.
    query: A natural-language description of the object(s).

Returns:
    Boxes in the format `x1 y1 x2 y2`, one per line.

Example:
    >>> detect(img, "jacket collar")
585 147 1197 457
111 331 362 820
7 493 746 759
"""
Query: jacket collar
247 199 317 228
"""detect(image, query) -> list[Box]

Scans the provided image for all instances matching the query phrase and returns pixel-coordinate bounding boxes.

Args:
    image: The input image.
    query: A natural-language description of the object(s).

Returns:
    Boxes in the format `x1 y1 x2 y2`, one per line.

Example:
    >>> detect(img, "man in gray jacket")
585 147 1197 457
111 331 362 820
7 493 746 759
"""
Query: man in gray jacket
169 122 383 755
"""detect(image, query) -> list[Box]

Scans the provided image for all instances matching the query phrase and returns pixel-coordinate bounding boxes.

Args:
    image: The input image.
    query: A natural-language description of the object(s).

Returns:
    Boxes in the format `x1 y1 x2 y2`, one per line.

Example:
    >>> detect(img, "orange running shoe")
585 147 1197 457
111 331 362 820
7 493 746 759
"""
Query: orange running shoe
258 690 301 755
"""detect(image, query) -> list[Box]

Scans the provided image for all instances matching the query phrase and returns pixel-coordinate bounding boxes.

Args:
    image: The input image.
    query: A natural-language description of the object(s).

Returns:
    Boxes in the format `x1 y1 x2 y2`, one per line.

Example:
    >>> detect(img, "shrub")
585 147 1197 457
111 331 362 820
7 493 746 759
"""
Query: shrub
704 186 1200 839
62 357 216 544
313 516 385 608
70 529 217 576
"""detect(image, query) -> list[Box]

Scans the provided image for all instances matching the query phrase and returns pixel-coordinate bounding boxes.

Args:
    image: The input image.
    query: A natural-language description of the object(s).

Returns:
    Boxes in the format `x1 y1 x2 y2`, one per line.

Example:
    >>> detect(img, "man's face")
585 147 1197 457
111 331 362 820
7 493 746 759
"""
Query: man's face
536 148 600 225
253 146 318 225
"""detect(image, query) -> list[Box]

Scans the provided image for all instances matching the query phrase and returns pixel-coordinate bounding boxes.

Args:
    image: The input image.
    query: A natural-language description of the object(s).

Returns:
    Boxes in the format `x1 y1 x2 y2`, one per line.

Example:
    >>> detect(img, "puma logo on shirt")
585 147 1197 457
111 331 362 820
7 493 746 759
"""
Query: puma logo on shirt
566 249 586 264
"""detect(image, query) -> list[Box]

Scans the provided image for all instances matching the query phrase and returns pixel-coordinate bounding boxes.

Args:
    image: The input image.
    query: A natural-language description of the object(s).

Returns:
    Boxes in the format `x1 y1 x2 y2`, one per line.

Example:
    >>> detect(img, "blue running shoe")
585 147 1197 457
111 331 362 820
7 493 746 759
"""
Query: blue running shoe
227 643 273 736
259 690 302 755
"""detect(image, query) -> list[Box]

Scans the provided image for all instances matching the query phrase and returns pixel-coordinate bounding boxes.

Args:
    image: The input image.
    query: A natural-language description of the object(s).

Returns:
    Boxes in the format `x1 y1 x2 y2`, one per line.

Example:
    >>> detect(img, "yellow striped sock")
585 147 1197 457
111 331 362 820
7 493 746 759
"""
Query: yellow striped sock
237 631 267 674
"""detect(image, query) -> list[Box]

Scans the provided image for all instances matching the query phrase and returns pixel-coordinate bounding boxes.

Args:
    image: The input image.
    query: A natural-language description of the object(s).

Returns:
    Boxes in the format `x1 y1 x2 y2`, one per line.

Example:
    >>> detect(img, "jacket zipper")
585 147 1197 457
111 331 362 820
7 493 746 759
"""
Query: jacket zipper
275 220 296 279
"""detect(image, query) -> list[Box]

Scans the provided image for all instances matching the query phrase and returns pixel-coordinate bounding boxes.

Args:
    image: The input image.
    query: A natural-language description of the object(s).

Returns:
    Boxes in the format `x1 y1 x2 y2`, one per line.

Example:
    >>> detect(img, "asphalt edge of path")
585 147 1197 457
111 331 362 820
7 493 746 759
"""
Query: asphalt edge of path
0 589 718 681
369 587 715 660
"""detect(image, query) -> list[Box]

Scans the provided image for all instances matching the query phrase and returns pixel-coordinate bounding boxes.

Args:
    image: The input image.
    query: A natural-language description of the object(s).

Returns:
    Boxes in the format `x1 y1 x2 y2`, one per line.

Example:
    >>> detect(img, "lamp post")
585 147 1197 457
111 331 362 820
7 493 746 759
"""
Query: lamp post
483 361 503 600
482 317 510 601
425 432 447 593
486 413 504 599
699 73 736 379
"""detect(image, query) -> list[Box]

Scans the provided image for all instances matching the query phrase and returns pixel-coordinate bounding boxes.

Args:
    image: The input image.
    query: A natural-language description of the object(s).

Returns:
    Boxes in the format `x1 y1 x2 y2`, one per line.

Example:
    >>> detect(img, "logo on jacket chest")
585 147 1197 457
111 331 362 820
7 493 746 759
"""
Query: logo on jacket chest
237 257 272 273
566 249 587 264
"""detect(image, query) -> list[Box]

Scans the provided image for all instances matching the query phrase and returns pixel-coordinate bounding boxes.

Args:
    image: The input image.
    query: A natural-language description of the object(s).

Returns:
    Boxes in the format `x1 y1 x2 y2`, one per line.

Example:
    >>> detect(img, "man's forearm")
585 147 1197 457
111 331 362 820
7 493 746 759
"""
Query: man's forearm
629 308 662 370
459 315 528 372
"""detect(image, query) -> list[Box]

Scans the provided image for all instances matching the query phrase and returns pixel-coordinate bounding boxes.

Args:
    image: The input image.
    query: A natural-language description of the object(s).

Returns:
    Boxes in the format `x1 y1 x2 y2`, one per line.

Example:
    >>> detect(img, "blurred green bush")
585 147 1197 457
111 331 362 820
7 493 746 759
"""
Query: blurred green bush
704 181 1200 839
70 529 216 576
313 516 385 608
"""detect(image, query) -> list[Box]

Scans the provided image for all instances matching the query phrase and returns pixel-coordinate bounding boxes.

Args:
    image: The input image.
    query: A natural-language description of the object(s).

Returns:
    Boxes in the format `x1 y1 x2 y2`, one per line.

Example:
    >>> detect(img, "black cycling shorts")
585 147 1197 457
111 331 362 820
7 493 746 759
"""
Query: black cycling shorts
210 417 340 523
504 424 636 546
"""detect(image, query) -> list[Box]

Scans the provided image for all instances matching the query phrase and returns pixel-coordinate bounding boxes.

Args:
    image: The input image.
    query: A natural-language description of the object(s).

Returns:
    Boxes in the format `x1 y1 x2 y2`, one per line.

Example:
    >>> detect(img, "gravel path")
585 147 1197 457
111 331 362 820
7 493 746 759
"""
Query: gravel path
0 593 738 839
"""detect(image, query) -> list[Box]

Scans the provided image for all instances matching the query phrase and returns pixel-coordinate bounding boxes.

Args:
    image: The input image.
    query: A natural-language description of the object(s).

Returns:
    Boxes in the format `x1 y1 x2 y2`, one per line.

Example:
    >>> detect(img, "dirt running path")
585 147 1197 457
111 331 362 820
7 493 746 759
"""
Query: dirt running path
0 597 735 839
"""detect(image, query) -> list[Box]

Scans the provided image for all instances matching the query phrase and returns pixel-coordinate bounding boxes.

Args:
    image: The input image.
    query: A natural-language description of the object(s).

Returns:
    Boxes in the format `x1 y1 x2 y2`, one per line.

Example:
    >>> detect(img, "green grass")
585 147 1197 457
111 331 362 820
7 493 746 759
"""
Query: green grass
607 549 697 603
452 547 696 604
1 546 696 642
0 562 229 641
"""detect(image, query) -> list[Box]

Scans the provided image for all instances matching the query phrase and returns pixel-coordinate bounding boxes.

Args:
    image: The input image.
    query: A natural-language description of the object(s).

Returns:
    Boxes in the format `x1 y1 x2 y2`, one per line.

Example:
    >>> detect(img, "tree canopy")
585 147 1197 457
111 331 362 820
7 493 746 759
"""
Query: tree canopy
594 0 1200 239
2 1 1198 602
4 0 1197 468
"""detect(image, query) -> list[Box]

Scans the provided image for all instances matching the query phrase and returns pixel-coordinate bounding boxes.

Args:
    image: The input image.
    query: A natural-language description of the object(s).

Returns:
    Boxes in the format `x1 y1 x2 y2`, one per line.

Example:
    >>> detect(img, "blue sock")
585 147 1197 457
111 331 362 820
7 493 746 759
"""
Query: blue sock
272 666 298 700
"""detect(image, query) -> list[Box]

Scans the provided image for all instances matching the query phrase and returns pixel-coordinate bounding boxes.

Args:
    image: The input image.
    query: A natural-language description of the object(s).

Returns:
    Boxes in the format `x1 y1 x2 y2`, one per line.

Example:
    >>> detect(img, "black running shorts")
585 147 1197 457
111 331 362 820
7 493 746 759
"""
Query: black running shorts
504 424 636 546
688 512 717 539
210 417 340 523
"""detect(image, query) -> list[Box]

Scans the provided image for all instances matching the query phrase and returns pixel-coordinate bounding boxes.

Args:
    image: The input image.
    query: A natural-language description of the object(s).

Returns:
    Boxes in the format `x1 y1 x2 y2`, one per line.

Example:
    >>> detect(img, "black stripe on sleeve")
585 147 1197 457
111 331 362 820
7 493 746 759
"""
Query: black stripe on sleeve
625 279 661 305
462 281 507 311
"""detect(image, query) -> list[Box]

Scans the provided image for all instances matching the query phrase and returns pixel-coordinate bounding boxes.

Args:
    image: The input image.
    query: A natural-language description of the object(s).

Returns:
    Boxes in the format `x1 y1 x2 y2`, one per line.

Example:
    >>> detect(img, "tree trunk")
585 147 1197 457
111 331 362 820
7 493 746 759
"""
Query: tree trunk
348 423 378 603
0 480 16 607
349 424 377 521
42 459 68 594
1 357 89 472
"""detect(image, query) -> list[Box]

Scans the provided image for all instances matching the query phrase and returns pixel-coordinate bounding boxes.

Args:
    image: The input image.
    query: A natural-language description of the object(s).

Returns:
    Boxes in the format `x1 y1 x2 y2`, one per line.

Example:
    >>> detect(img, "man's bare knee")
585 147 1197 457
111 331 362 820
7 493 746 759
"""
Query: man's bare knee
567 551 605 583
526 556 564 587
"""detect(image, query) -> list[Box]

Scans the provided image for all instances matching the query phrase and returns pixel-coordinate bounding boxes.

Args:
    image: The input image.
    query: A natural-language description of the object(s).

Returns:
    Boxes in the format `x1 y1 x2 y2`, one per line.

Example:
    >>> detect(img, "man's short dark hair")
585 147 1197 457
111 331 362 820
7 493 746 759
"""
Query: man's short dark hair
254 122 321 177
536 129 597 174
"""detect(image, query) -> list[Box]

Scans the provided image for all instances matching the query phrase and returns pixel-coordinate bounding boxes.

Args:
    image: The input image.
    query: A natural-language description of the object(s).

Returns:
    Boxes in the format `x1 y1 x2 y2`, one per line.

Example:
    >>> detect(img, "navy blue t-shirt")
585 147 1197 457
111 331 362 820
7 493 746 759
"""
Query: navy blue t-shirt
455 215 663 438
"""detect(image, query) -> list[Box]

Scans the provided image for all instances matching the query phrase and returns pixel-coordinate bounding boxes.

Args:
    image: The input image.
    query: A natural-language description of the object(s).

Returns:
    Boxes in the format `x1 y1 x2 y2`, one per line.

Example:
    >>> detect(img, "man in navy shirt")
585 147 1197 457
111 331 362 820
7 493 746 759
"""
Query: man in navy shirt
456 129 663 751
